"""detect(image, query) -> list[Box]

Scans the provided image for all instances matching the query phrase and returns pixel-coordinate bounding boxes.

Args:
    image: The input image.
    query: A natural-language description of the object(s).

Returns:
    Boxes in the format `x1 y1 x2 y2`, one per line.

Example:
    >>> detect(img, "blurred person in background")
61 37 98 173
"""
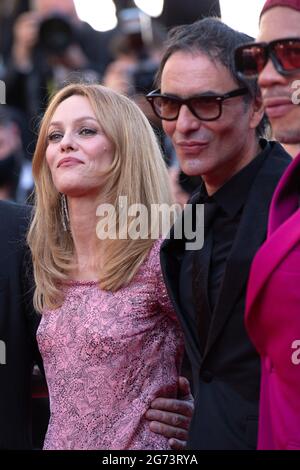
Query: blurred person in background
104 9 200 207
0 199 41 449
103 9 166 145
0 106 33 202
1 0 115 140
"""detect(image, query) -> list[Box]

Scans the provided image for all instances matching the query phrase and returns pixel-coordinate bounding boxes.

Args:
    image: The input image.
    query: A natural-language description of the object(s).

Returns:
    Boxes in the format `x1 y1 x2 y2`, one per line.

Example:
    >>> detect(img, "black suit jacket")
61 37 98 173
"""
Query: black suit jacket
0 201 41 449
160 142 292 449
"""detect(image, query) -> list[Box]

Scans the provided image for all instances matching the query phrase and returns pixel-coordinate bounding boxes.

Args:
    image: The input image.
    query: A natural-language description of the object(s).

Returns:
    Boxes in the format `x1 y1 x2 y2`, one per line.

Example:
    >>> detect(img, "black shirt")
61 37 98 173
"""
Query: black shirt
179 140 270 352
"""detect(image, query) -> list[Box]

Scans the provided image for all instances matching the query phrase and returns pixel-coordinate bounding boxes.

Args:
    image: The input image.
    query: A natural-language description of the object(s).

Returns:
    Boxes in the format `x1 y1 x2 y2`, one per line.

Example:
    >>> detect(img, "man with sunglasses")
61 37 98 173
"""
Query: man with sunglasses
235 0 300 158
235 0 300 450
145 17 291 449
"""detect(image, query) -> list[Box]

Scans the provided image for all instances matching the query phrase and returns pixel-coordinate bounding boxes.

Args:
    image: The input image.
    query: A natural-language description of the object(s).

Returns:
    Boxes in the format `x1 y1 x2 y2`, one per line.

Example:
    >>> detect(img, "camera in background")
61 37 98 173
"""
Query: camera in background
115 8 165 95
38 14 75 54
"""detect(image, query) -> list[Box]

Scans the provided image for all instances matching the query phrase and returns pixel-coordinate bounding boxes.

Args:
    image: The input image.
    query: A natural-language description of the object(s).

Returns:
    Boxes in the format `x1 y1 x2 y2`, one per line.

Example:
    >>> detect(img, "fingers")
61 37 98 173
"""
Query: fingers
169 438 187 450
145 408 191 430
146 377 194 446
148 397 194 418
178 376 192 399
148 420 189 441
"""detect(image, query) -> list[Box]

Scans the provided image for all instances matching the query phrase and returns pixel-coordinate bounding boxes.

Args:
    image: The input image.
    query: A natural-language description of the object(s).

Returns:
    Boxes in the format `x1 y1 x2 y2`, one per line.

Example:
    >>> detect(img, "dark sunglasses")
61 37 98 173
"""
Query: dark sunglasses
146 87 249 121
235 37 300 78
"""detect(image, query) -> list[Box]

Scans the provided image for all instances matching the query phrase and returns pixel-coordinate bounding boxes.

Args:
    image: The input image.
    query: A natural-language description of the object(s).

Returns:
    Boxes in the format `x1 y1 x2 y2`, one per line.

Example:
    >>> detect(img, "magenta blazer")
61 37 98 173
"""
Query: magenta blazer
246 152 300 450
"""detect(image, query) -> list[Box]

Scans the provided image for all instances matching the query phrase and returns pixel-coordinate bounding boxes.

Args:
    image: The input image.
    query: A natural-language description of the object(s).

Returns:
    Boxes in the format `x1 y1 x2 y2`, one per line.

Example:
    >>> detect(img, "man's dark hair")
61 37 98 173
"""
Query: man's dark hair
156 17 269 137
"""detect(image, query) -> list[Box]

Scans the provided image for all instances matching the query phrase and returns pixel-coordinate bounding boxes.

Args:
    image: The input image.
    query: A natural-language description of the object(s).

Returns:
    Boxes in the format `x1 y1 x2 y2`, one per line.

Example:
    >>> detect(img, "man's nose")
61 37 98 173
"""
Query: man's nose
258 57 287 89
175 104 201 133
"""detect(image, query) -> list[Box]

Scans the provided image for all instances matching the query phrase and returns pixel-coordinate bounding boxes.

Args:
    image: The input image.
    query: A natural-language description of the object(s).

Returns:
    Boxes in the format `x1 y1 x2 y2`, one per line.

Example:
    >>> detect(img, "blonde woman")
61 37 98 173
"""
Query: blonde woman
27 83 189 450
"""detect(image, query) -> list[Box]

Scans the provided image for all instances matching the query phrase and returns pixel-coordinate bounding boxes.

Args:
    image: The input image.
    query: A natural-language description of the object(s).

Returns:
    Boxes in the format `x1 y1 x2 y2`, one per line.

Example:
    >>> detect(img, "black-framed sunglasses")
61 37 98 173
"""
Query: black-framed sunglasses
146 87 249 121
235 37 300 78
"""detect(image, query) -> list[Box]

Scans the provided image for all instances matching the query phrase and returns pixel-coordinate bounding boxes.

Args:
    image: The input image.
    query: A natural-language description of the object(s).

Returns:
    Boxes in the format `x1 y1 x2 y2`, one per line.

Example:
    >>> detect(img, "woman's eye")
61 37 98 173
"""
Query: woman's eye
48 132 62 142
47 128 97 141
79 128 97 136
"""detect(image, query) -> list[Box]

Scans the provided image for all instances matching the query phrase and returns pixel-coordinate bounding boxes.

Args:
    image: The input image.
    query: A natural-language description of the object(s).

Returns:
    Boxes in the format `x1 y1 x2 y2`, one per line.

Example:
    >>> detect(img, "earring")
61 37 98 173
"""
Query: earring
60 193 70 231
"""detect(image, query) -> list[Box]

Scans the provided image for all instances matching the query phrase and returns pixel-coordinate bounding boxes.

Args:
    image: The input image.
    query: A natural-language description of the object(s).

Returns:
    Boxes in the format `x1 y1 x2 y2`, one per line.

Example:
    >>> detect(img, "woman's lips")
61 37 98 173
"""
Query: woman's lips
57 157 83 168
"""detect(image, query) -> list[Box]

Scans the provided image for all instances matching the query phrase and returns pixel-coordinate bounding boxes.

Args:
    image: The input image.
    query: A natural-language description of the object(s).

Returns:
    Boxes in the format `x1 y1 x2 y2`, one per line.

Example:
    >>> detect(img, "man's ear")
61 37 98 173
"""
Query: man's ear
249 94 265 130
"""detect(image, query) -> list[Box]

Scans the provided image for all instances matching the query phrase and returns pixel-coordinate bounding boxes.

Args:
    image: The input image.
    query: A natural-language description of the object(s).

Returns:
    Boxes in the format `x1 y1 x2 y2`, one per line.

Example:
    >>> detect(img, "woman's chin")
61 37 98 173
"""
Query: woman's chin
57 185 89 198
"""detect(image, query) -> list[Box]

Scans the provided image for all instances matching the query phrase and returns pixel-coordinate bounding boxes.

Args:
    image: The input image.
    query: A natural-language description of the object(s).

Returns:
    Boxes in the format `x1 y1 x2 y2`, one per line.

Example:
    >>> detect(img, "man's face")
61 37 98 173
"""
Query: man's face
258 7 300 144
161 51 259 189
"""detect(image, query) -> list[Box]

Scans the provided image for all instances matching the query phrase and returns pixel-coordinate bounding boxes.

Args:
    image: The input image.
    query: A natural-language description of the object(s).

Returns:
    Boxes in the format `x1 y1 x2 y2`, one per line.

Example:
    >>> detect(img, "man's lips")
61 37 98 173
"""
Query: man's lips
57 157 83 168
176 141 209 154
263 97 296 118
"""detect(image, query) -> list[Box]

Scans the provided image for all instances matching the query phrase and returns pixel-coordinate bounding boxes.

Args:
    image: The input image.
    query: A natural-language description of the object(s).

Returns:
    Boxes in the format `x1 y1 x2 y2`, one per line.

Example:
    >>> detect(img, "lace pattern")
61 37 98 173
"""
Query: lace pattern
37 239 184 450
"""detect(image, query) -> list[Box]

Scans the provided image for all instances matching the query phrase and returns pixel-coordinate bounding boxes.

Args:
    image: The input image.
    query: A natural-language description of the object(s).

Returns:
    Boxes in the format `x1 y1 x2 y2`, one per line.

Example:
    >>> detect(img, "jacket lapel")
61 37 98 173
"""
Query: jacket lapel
192 200 219 354
247 153 300 315
204 145 291 356
246 208 300 316
160 202 203 363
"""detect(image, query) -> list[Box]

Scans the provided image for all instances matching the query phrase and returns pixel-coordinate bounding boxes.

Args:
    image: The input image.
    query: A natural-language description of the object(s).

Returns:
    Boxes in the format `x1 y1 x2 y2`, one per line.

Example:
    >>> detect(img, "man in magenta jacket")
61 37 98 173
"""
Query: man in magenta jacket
235 0 300 450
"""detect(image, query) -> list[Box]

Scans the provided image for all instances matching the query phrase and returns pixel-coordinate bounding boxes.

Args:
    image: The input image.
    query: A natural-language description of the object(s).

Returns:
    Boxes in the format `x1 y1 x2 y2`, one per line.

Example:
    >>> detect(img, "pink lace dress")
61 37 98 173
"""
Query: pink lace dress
37 240 184 450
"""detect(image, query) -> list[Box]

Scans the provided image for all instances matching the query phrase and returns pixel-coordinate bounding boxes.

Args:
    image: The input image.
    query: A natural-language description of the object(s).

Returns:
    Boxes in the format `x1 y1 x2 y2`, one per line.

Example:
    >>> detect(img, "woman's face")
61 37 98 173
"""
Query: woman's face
45 95 114 197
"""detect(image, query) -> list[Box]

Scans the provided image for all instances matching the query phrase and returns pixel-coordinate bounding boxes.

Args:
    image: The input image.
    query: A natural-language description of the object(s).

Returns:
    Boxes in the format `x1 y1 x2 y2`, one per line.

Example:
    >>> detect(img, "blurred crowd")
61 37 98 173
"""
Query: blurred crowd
0 0 197 207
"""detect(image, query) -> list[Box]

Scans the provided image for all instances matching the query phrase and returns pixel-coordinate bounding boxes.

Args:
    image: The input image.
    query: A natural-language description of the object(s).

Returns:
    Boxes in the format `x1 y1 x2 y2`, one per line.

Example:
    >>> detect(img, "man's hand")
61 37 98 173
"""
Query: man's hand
145 376 194 450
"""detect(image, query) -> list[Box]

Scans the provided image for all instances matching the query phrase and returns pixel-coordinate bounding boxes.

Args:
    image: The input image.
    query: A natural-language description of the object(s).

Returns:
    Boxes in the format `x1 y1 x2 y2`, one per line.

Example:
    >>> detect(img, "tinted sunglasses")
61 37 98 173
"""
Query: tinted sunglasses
235 38 300 78
146 87 249 121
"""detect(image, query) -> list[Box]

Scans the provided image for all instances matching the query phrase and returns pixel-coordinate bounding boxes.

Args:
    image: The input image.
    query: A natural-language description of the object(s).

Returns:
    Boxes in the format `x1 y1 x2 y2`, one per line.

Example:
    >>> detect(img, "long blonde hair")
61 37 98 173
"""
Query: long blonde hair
28 83 174 312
